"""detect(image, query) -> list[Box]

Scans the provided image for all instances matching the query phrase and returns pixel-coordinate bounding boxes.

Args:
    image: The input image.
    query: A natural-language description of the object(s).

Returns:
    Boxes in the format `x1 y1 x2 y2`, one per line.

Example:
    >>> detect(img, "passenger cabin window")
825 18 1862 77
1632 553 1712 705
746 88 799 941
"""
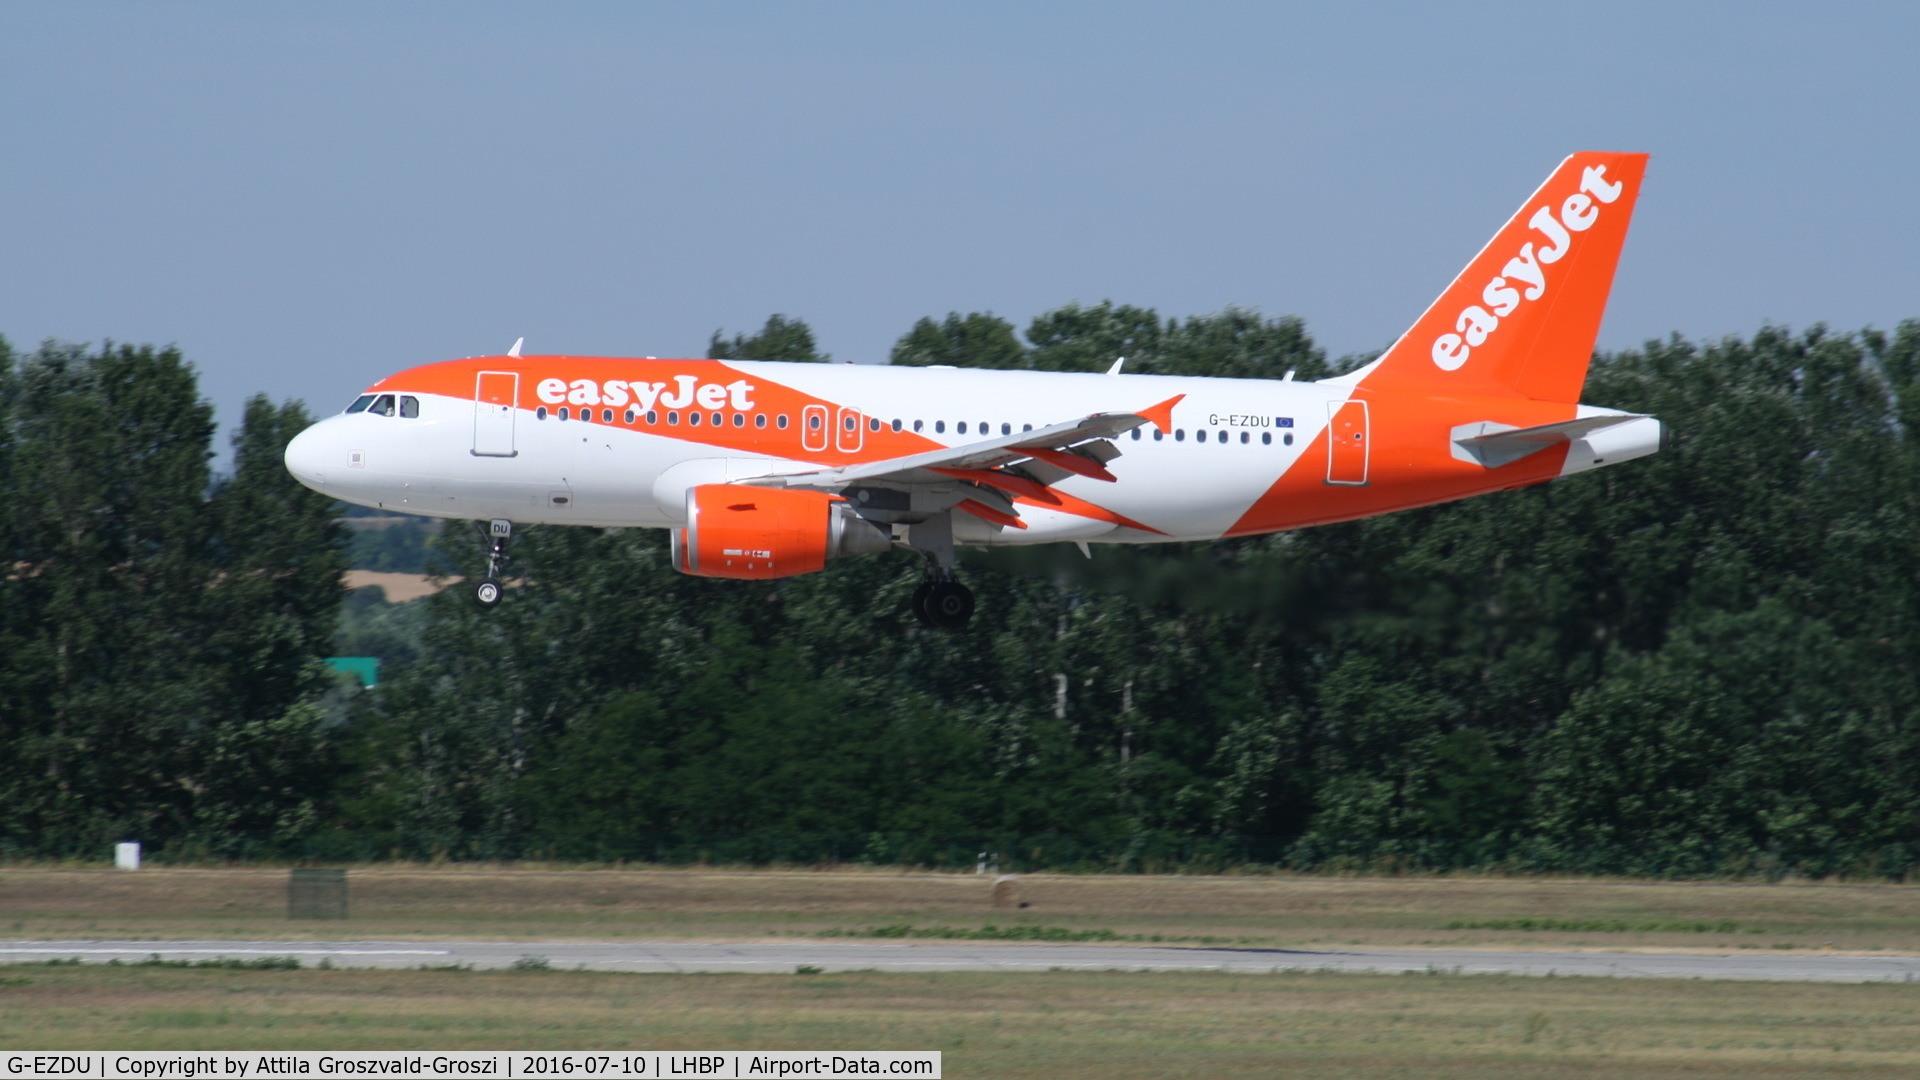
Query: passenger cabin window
559 407 570 421
368 394 396 417
346 395 376 414
777 415 789 429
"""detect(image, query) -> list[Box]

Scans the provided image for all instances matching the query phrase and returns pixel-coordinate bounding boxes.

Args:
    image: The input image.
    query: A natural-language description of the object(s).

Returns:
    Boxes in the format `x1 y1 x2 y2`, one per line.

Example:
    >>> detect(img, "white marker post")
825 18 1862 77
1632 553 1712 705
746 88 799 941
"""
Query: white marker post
113 842 140 870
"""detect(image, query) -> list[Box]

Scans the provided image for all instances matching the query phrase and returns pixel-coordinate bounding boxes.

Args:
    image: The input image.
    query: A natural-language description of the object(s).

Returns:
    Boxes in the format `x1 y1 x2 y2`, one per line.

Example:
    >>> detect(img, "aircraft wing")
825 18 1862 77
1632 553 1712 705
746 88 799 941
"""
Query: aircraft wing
738 393 1184 500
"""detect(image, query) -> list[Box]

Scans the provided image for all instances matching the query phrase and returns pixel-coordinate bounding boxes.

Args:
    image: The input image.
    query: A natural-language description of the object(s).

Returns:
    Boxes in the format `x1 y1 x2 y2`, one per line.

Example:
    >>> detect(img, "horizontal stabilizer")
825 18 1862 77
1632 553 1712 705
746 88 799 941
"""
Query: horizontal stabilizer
1451 414 1648 469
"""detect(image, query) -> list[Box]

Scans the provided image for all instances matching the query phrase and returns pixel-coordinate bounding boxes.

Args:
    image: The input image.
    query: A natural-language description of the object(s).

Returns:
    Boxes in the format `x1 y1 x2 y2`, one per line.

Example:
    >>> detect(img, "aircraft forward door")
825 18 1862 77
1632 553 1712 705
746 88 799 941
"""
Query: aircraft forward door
1326 399 1369 485
473 371 518 457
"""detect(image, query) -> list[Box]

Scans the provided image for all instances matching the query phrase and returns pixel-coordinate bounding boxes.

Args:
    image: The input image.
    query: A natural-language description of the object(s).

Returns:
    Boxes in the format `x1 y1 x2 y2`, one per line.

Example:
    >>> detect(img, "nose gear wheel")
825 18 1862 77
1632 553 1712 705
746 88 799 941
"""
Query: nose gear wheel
473 518 512 609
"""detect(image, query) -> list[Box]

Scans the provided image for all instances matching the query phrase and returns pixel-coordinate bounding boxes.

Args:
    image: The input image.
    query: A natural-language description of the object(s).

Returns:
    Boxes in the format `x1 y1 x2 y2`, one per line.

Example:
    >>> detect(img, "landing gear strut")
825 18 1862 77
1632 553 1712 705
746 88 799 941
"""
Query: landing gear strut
474 518 511 608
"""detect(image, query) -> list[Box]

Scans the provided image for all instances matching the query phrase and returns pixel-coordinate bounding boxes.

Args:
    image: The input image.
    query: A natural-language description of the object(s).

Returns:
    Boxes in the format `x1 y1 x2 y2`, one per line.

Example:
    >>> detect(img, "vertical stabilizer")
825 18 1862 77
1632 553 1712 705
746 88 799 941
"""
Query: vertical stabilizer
1352 152 1648 404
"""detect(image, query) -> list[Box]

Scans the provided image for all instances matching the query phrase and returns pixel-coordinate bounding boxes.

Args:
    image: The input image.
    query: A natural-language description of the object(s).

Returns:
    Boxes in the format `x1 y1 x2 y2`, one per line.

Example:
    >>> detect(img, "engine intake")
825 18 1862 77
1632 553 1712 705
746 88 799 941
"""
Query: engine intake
670 484 893 580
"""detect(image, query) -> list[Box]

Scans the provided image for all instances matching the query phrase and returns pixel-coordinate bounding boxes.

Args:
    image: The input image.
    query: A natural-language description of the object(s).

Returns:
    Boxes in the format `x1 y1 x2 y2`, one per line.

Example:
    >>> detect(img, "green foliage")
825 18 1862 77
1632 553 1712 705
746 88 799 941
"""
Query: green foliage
0 344 349 849
888 302 1328 379
708 314 827 363
890 312 1027 369
345 516 446 573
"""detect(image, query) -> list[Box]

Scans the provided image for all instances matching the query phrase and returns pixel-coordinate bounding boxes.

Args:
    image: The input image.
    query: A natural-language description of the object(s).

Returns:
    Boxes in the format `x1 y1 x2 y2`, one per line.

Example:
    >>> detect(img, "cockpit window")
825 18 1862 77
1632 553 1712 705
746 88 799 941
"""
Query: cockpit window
399 395 420 418
368 394 397 417
345 395 376 414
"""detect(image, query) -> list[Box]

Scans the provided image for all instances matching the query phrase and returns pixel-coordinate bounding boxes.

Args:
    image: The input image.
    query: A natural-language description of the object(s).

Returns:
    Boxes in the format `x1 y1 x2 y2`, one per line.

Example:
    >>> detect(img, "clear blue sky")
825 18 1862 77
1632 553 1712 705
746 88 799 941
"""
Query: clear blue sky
6 2 1917 460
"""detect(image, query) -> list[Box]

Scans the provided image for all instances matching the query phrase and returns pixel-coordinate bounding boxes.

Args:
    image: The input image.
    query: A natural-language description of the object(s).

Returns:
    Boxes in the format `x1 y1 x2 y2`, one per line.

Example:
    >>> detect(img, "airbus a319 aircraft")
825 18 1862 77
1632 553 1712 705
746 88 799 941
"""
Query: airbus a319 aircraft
286 152 1661 628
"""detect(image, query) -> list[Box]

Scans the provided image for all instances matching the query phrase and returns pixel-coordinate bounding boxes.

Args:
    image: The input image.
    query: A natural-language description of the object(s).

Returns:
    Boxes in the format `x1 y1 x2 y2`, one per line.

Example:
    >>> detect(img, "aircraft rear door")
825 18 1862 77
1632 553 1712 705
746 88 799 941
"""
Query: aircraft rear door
473 371 518 457
1326 399 1369 485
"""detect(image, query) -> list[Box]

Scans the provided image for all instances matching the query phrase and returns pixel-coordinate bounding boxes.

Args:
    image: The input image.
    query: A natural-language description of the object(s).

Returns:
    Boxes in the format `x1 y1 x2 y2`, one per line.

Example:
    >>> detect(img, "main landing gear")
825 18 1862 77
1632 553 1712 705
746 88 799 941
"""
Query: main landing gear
906 511 973 629
911 576 975 629
474 518 511 608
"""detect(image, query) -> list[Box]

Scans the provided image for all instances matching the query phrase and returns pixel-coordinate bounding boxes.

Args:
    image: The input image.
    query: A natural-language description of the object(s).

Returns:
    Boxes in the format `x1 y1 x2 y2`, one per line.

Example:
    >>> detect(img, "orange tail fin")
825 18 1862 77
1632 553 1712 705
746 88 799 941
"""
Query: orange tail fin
1353 152 1648 404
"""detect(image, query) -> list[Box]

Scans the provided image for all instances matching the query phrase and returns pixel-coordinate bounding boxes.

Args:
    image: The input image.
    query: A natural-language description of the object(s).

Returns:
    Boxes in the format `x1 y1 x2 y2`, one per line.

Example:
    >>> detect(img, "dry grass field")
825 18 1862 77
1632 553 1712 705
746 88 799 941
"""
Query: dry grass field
0 963 1916 1077
3 867 1917 954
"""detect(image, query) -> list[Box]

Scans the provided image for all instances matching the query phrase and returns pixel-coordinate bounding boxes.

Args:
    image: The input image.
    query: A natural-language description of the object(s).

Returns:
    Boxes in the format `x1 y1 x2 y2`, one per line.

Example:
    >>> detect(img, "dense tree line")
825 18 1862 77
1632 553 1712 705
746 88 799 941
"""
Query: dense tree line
0 340 347 851
5 314 1919 876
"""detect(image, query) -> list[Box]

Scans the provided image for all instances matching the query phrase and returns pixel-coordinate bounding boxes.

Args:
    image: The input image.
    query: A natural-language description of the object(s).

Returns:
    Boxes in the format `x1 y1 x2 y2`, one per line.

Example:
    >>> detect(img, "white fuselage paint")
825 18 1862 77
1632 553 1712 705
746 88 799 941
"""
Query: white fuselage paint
288 363 1348 543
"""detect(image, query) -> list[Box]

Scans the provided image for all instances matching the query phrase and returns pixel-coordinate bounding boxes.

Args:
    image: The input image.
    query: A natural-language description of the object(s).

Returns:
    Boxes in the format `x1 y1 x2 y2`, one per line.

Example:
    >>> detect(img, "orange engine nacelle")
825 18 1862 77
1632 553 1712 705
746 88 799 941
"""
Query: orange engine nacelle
670 484 893 580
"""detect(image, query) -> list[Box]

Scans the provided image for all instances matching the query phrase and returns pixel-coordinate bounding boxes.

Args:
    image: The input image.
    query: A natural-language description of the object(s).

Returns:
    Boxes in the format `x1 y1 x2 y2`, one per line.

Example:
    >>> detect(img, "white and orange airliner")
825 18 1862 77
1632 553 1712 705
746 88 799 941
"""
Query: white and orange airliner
286 152 1662 627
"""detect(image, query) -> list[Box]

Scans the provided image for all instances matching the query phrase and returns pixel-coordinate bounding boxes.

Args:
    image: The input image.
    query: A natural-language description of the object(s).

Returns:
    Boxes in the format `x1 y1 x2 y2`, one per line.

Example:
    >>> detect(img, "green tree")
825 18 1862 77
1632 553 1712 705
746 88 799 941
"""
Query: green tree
1025 301 1162 373
708 314 827 363
890 312 1027 369
0 346 349 849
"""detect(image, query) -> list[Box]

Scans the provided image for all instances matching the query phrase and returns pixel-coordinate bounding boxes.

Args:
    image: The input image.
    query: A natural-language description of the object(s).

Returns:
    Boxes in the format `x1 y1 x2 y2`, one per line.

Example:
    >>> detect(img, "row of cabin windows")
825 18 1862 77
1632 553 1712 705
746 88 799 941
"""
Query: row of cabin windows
346 394 421 418
538 406 790 429
342 394 1300 449
1131 426 1295 446
532 404 1297 447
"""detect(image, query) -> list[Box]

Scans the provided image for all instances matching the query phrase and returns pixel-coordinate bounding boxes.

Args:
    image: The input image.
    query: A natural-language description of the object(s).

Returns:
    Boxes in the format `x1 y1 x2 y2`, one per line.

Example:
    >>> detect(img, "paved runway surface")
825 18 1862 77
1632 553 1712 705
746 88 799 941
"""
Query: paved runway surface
2 939 1917 983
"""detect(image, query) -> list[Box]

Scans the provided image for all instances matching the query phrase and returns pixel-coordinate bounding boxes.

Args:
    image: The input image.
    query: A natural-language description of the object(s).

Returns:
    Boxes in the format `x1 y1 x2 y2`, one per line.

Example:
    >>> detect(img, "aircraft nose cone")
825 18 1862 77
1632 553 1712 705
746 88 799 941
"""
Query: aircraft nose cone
283 423 332 492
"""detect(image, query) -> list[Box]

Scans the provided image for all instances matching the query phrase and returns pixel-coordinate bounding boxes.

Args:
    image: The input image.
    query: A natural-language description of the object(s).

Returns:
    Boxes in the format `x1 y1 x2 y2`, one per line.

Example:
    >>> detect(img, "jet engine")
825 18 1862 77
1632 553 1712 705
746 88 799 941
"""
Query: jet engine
670 484 893 580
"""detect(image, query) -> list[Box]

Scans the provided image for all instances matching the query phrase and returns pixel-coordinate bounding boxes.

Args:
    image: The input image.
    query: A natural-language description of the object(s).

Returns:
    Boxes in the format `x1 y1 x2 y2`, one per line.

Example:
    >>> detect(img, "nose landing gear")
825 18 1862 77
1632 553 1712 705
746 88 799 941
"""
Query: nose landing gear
474 518 511 608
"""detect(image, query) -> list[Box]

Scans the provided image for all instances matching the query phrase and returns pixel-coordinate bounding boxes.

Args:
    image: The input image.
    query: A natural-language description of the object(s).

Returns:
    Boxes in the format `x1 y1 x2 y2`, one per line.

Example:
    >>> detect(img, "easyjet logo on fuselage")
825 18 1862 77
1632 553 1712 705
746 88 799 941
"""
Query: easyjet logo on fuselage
536 375 756 412
1430 164 1625 372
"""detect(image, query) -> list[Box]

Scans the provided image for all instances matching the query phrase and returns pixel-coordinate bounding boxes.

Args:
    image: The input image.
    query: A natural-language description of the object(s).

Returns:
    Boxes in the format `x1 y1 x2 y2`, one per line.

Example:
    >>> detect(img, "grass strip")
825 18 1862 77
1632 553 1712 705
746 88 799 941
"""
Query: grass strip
1 962 1917 1077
